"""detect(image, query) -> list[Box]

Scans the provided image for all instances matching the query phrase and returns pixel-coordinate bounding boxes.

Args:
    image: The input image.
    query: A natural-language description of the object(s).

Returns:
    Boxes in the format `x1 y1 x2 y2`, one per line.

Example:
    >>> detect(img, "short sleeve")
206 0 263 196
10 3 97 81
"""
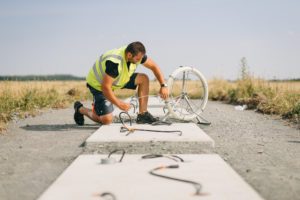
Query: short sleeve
141 55 148 64
105 60 119 78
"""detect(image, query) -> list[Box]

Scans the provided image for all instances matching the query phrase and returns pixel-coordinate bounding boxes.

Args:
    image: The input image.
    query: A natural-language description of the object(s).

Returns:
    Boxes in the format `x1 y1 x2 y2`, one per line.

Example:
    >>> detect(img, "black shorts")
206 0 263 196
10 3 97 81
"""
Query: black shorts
87 73 138 116
122 73 138 90
87 84 114 116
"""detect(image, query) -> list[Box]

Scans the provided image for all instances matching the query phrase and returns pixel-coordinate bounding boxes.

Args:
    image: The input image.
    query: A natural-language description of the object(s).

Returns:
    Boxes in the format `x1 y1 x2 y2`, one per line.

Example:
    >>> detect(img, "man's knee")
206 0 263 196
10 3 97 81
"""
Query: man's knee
141 73 149 81
137 73 149 84
99 114 113 125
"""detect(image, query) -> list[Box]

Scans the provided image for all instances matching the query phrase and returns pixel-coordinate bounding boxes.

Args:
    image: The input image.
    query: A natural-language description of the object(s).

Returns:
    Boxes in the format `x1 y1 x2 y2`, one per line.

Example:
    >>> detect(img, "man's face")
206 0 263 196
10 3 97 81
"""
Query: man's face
127 52 143 64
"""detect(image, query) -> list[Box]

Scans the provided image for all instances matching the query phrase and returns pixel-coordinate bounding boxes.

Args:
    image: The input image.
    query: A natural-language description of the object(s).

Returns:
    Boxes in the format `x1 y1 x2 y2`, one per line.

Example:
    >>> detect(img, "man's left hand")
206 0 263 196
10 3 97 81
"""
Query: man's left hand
159 87 169 100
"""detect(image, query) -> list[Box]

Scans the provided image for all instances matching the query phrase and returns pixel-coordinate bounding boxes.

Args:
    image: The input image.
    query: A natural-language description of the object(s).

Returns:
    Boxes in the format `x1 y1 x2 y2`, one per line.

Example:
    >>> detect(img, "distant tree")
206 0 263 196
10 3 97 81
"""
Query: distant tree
0 74 85 81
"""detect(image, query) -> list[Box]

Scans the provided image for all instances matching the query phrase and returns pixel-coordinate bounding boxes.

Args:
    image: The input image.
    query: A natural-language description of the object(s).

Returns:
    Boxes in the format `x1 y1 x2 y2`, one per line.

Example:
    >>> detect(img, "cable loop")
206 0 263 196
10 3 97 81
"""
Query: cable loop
100 192 117 200
119 111 132 127
108 149 126 162
150 165 202 196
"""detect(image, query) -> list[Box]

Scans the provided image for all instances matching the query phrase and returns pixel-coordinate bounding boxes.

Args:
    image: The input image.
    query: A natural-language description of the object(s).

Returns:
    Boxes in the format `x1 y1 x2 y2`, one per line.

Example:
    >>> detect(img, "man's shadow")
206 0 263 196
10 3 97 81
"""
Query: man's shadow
20 123 100 132
288 140 300 144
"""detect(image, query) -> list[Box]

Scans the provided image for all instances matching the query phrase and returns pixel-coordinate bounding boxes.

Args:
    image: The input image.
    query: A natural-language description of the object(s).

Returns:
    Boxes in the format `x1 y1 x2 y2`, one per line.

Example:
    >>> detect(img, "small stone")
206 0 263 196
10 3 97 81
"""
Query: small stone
257 150 264 154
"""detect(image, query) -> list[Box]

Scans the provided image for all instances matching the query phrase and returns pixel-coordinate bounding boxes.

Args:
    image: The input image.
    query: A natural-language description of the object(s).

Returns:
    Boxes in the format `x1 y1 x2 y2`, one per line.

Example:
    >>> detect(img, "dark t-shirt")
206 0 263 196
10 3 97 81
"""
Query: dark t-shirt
105 55 147 78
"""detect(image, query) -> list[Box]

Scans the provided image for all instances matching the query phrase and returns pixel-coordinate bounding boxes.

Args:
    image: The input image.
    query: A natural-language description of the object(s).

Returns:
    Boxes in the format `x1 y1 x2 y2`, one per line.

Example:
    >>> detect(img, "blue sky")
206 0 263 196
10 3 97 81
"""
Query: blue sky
0 0 299 80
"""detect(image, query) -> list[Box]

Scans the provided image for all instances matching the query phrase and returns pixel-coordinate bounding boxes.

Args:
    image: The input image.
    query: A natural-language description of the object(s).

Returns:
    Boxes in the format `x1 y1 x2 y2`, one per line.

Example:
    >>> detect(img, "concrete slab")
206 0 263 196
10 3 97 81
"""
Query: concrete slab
38 154 264 200
85 123 214 153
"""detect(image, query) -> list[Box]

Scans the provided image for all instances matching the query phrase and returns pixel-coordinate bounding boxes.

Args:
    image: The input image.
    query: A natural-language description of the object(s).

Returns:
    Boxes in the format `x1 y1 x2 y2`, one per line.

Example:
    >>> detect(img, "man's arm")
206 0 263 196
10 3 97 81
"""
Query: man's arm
142 57 165 85
102 74 130 111
142 57 169 99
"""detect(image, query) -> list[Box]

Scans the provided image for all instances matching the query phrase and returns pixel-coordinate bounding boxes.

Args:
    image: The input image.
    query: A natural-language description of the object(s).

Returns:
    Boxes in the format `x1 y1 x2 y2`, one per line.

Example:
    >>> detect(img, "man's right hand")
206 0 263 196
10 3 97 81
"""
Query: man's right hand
117 101 131 112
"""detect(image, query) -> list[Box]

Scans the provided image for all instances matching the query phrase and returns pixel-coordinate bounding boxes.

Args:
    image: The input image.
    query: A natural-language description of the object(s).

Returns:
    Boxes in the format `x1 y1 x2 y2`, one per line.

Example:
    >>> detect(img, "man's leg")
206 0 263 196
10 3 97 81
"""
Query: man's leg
74 85 114 125
122 73 157 124
134 73 149 113
79 107 113 125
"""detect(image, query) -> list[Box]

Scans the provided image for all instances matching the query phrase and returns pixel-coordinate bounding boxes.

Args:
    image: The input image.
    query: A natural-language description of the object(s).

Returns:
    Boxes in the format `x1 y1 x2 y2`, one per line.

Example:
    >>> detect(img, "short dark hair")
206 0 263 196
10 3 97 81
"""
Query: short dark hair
125 41 146 56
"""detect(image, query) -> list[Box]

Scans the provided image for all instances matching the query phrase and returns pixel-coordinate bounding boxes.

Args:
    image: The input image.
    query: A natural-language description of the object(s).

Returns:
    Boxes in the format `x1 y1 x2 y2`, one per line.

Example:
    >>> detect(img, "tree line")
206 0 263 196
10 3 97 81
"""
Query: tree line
0 74 85 81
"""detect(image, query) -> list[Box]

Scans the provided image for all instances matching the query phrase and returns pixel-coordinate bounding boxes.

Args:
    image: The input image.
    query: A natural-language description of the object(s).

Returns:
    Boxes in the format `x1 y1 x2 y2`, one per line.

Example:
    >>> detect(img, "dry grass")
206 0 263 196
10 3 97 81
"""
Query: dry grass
0 81 91 132
209 78 300 124
265 81 300 92
114 81 161 98
114 88 137 99
167 80 205 99
1 78 299 132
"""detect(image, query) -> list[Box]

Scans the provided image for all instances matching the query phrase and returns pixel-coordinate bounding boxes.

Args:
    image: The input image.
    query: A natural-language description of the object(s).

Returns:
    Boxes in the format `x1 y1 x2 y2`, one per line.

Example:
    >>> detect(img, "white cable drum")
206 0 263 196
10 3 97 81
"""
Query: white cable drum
166 66 208 121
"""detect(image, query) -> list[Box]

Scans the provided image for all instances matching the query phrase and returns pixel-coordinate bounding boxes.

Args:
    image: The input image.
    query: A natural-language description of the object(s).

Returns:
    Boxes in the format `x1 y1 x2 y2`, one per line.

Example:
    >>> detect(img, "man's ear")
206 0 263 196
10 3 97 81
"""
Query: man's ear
127 52 133 59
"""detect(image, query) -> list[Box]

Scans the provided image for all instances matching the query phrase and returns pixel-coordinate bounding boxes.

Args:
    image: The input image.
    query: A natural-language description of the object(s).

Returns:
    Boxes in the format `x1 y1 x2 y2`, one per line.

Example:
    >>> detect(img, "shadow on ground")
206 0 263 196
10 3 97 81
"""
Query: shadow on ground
20 124 100 132
288 140 300 144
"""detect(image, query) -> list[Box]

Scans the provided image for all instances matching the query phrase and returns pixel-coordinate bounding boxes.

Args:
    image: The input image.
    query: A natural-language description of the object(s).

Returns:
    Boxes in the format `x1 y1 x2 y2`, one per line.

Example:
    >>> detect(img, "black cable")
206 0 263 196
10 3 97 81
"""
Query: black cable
100 192 117 200
125 128 182 136
151 120 172 126
108 149 126 162
142 154 164 159
168 155 185 162
196 114 211 125
119 111 182 136
119 112 132 126
149 165 202 196
142 154 184 162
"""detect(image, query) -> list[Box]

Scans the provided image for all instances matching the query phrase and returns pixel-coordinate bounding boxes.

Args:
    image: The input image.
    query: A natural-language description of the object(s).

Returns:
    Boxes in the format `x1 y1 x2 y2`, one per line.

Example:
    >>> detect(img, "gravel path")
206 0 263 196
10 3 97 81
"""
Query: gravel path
0 101 299 200
200 101 300 200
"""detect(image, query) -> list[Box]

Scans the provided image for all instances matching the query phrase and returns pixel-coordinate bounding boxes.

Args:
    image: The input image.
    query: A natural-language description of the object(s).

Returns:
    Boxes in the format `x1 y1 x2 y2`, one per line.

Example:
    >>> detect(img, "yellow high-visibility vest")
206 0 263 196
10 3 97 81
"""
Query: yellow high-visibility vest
86 46 141 91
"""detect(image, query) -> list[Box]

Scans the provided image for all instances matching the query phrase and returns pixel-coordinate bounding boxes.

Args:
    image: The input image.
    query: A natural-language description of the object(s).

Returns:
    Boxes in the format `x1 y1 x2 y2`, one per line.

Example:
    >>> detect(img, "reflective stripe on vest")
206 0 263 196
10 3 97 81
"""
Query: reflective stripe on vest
92 54 124 86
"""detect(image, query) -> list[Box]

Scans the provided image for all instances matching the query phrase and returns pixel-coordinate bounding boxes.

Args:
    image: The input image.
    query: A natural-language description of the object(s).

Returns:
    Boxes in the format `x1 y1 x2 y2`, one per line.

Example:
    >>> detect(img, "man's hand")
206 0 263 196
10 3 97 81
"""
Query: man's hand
159 87 169 100
117 101 131 112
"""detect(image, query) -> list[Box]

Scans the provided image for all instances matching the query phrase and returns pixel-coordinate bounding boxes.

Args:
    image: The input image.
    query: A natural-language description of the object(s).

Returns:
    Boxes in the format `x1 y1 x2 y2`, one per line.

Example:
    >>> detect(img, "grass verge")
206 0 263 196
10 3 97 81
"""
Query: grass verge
209 78 300 125
1 78 299 132
0 81 91 132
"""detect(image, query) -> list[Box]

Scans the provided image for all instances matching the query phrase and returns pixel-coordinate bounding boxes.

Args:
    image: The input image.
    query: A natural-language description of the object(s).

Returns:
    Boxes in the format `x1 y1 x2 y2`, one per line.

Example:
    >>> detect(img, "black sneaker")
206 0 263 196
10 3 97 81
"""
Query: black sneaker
136 111 159 124
74 101 84 126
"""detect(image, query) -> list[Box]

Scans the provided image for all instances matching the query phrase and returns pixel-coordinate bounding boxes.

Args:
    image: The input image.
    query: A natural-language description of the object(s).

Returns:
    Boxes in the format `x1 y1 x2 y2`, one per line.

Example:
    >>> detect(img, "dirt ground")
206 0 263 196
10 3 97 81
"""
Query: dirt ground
0 101 299 200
